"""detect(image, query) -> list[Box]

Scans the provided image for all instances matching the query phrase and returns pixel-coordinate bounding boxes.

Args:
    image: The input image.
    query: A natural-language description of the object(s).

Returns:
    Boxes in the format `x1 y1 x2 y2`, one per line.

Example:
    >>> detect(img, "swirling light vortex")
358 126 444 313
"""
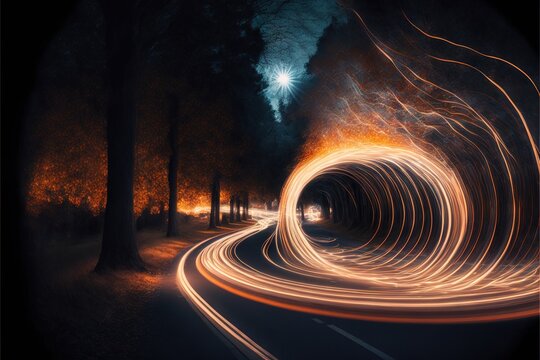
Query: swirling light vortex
178 13 539 357
193 145 538 324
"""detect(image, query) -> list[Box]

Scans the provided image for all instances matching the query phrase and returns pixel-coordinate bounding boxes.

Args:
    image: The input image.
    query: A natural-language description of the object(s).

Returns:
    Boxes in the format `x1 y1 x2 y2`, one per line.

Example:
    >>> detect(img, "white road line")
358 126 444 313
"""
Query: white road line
327 324 395 360
177 226 277 360
312 317 325 324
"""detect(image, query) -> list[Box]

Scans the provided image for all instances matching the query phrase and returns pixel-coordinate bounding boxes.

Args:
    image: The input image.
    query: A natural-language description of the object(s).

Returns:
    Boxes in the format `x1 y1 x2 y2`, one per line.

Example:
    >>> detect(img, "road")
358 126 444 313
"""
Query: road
176 219 538 360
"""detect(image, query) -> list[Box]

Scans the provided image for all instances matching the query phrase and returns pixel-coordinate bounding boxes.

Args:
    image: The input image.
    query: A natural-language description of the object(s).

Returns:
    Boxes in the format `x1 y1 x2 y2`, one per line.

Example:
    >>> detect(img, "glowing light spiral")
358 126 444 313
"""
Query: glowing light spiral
179 12 539 335
194 144 538 323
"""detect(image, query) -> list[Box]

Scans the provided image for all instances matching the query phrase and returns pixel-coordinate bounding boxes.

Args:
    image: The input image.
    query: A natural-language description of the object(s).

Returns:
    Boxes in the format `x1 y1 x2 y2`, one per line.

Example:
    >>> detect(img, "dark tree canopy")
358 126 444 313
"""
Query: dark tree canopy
22 0 302 263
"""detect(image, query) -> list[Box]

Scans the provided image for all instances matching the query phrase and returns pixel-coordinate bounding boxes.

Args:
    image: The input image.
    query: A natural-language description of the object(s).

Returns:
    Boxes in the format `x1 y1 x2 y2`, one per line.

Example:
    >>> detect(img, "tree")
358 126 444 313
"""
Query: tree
166 94 180 237
229 195 235 222
95 0 144 272
208 173 221 229
95 0 180 271
235 195 241 222
242 192 250 220
320 195 331 219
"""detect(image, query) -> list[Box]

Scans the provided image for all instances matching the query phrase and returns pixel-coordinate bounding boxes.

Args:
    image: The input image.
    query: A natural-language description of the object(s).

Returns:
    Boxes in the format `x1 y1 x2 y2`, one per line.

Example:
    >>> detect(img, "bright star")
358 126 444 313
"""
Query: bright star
267 64 299 121
276 72 290 87
272 65 297 95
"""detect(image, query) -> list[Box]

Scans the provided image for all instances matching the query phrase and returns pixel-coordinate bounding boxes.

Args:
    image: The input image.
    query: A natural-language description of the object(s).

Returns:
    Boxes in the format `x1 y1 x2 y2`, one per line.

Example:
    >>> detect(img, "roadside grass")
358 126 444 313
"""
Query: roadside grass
30 219 250 359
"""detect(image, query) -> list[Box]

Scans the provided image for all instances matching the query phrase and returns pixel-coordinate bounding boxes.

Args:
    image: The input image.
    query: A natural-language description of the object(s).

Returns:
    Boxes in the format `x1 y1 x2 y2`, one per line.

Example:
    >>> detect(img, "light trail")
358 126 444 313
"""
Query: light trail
177 10 539 354
176 212 278 360
191 147 538 323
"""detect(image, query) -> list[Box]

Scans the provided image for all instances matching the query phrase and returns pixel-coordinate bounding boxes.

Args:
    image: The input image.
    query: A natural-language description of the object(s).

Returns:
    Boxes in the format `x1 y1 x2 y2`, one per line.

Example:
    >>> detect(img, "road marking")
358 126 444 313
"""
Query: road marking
311 318 394 360
327 324 395 360
177 226 277 360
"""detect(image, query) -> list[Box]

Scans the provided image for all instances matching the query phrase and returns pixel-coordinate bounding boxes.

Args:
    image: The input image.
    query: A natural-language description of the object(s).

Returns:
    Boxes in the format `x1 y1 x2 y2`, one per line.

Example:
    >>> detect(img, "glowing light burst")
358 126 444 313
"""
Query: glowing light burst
305 205 322 222
178 14 539 348
276 72 290 87
271 65 298 98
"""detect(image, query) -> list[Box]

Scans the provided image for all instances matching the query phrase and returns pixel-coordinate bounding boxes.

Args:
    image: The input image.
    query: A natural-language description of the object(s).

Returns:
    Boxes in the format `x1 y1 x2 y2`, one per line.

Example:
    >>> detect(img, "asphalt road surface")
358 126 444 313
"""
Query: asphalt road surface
157 222 538 360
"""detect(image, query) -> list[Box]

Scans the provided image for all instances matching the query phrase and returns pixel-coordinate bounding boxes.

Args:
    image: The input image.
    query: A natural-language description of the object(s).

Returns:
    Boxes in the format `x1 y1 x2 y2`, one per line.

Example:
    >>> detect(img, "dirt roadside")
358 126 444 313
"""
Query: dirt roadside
30 219 251 359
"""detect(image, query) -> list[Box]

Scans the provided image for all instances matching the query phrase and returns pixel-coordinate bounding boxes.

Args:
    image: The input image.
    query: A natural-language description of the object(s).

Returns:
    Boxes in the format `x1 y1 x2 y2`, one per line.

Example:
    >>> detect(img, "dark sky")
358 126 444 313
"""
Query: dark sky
253 0 346 120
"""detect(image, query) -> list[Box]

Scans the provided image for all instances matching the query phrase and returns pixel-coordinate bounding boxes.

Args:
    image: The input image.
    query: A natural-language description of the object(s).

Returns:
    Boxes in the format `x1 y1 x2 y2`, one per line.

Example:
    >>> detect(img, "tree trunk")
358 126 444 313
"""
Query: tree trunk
209 174 220 228
167 95 180 237
235 195 241 222
242 192 249 220
299 201 305 222
229 196 235 223
96 0 144 272
214 176 220 226
320 195 331 219
209 188 216 229
245 193 249 219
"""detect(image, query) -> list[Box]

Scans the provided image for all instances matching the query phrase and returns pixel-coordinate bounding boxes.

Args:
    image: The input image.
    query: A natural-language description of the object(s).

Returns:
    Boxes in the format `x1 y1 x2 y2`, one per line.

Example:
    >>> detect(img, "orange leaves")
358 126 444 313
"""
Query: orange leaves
26 110 107 215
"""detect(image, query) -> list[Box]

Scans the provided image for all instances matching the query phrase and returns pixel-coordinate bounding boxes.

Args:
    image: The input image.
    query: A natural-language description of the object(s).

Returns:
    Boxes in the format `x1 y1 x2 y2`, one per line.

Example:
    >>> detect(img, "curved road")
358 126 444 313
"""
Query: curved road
176 219 538 360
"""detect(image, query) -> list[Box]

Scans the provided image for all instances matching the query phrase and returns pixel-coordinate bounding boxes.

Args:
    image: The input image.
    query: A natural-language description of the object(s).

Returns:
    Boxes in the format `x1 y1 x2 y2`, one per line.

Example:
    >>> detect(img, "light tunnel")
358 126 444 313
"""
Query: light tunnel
192 144 539 323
